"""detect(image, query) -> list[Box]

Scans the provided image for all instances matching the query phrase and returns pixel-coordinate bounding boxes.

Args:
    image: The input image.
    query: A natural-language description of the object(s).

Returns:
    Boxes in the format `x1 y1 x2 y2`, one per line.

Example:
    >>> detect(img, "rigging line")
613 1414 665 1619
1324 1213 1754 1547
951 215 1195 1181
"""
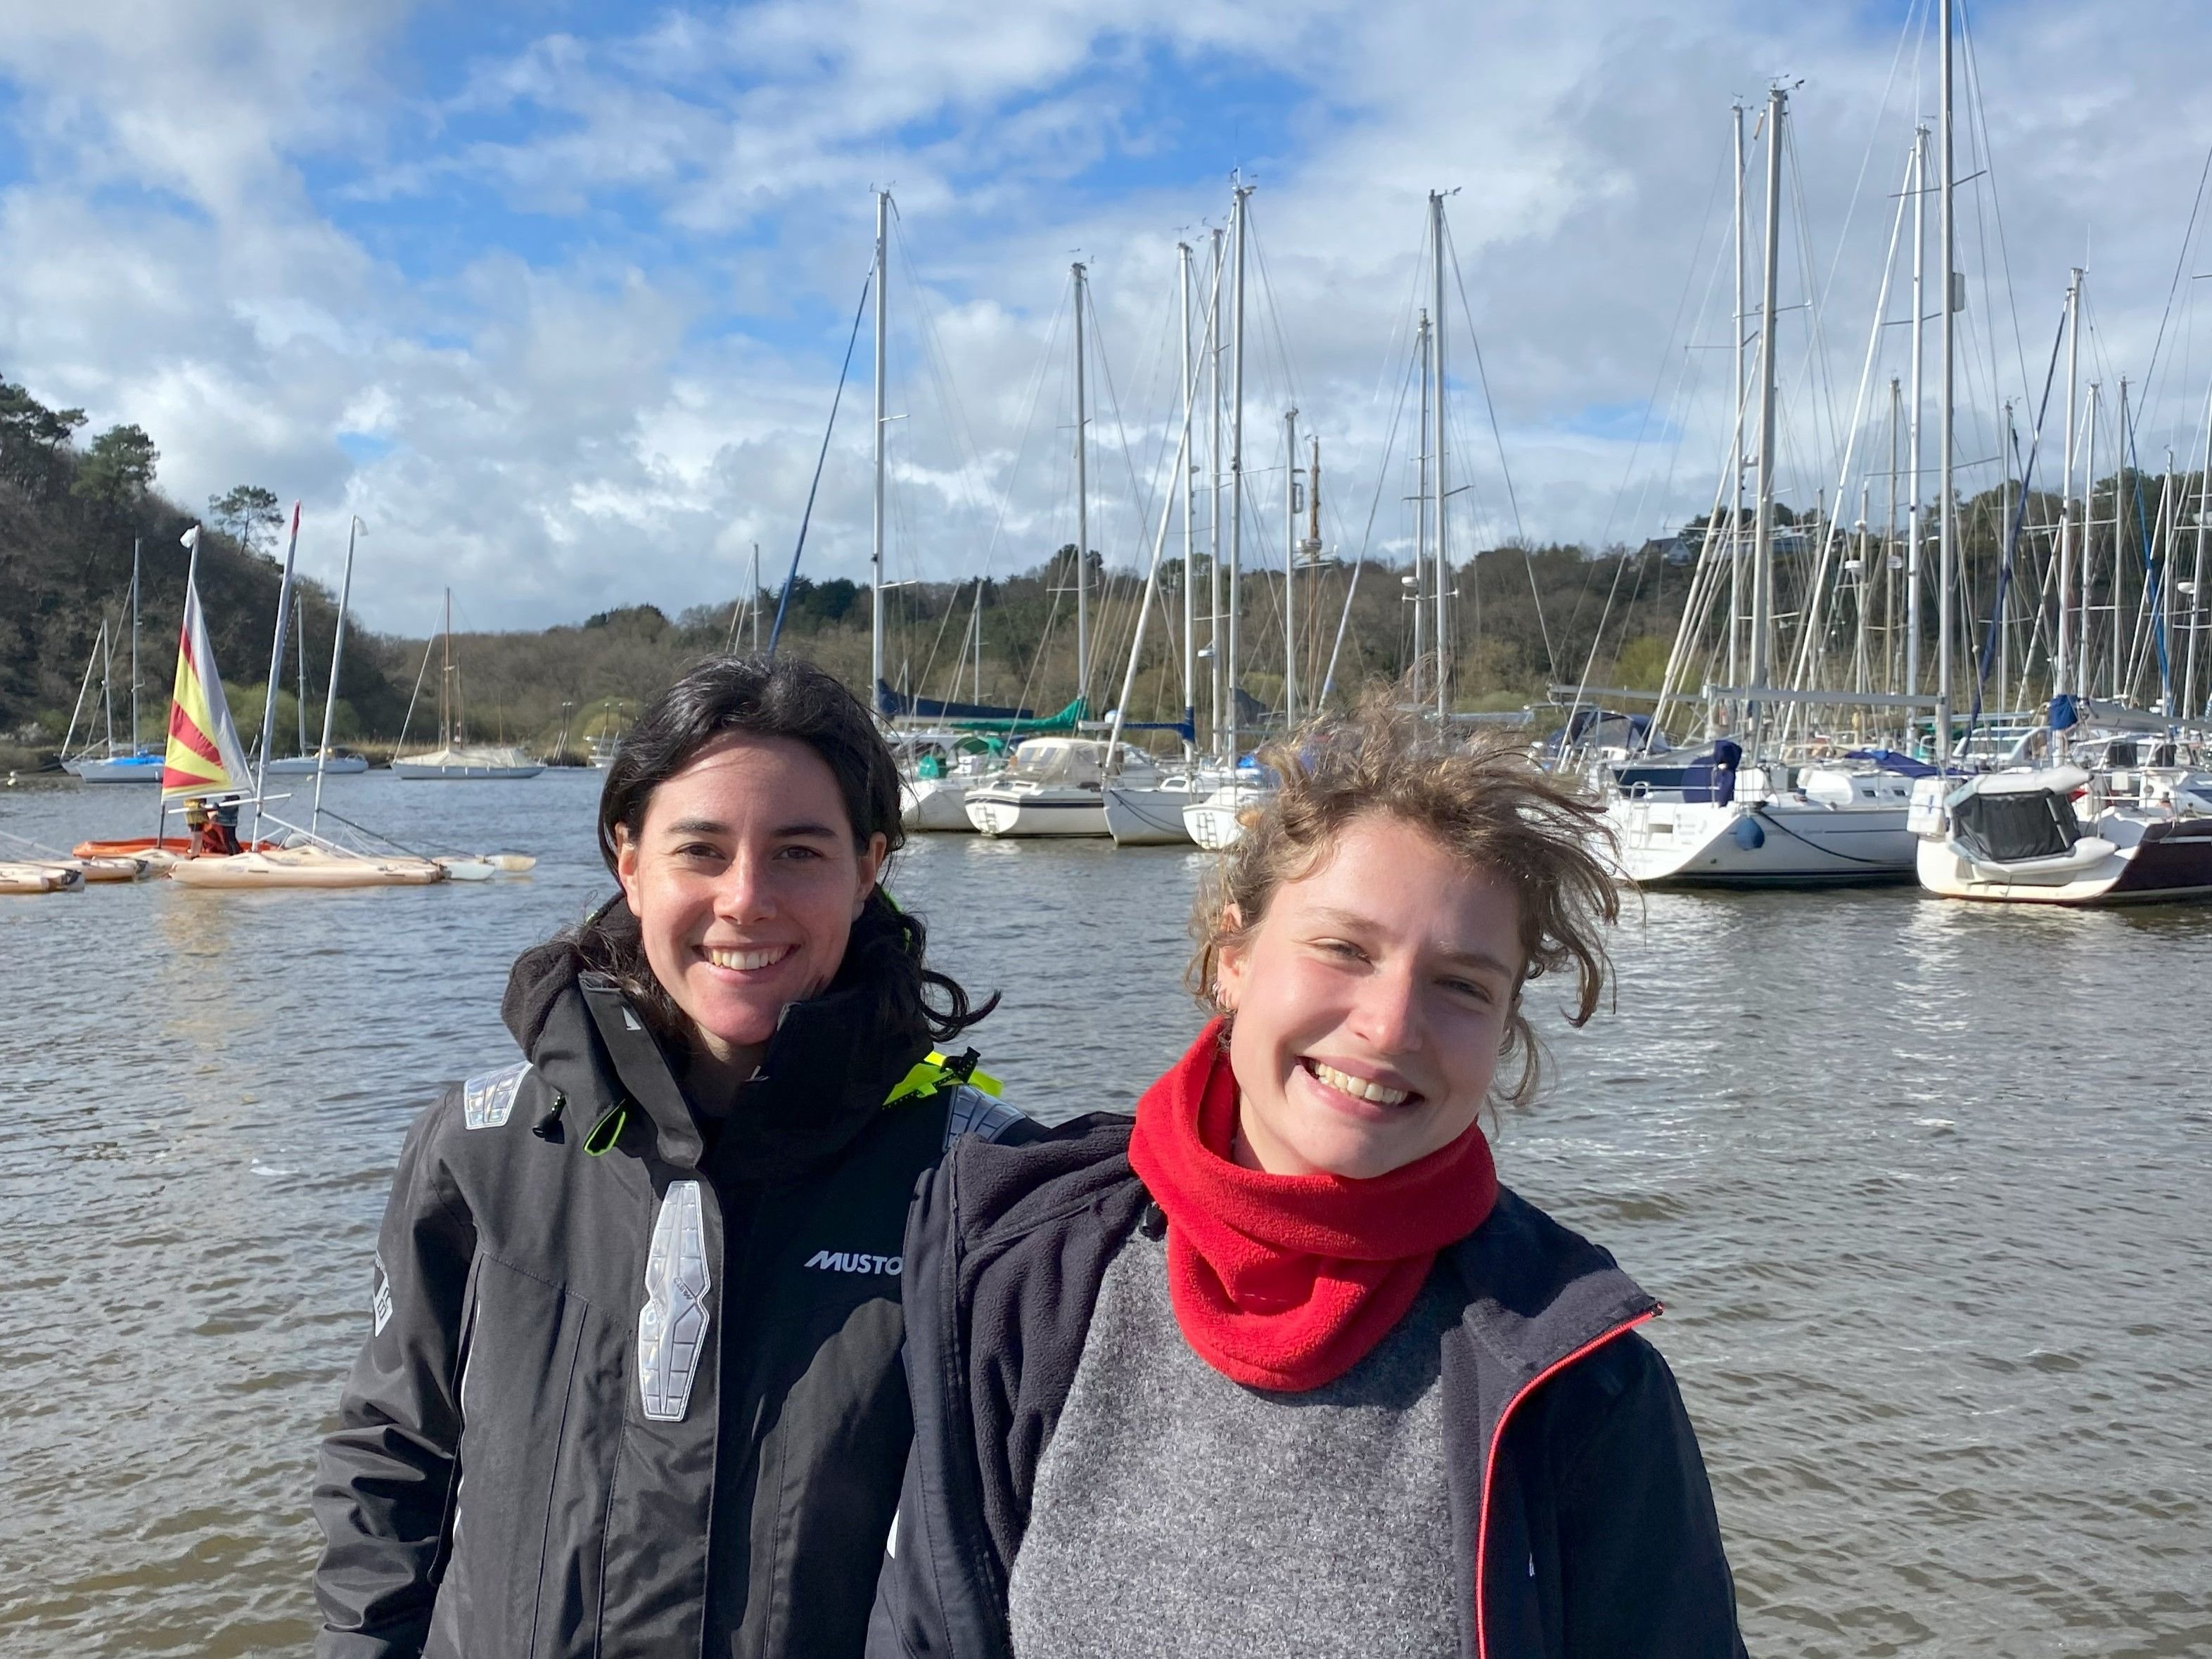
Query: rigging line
892 226 995 558
2137 140 2212 410
1325 338 1423 700
1088 278 1183 691
1958 295 2066 753
1245 202 1305 416
1955 0 2034 419
769 263 874 656
1441 213 1553 679
1571 139 1735 665
1809 0 1926 342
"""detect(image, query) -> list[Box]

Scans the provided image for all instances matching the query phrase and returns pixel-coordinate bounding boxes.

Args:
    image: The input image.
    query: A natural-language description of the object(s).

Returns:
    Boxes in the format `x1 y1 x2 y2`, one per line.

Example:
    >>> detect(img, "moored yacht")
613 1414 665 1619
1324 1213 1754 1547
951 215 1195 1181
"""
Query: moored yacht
964 738 1160 838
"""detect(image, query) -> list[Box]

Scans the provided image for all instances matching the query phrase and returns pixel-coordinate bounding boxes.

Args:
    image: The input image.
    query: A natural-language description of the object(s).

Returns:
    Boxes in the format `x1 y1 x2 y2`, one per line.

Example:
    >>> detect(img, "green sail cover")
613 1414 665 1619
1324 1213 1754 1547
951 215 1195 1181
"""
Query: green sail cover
933 696 1088 735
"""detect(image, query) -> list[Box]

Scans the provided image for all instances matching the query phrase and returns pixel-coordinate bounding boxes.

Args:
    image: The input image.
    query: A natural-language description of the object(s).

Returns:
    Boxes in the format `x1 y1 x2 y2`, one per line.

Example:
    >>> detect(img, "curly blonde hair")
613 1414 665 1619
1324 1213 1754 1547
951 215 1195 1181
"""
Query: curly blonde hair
1189 693 1620 1110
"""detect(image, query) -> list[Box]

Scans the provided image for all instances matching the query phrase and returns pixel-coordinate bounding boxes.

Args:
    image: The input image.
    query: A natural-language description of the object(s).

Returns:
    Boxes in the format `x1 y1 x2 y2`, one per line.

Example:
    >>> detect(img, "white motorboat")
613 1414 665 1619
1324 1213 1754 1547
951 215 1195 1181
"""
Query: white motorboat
965 738 1161 838
1604 757 1921 887
1910 765 2212 904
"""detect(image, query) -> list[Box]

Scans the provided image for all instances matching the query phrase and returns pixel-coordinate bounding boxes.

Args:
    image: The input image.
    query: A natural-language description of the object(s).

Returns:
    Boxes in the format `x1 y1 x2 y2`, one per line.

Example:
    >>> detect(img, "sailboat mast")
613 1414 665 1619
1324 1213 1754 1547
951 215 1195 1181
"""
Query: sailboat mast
2114 377 2129 700
872 188 890 712
2057 269 2081 744
1751 84 1786 725
2083 386 2100 696
442 587 453 748
295 601 309 757
1935 0 1957 768
2187 376 2211 719
1227 182 1250 760
130 537 141 754
1431 188 1450 717
1284 406 1299 726
251 501 302 836
1179 240 1197 754
100 618 115 756
312 515 359 837
752 542 762 652
1208 227 1226 757
1073 260 1092 703
1414 309 1431 698
1907 127 1928 706
1730 104 1748 688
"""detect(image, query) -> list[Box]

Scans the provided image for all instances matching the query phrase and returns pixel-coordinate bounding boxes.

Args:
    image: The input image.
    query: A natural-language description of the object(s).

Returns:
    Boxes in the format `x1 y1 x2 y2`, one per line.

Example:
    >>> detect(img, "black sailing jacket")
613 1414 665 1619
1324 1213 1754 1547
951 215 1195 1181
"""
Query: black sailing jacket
869 1117 1747 1659
312 911 1027 1659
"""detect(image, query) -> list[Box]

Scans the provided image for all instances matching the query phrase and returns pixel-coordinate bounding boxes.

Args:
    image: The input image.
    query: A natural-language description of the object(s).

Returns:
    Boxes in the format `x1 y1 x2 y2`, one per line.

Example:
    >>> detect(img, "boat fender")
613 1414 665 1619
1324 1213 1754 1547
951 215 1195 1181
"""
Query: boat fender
1732 815 1766 851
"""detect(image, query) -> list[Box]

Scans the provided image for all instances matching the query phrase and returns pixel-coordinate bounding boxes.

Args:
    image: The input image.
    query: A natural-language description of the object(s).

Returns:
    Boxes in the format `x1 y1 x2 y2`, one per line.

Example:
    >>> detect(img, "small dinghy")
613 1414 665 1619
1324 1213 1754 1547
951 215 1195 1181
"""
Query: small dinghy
0 862 85 895
168 849 447 890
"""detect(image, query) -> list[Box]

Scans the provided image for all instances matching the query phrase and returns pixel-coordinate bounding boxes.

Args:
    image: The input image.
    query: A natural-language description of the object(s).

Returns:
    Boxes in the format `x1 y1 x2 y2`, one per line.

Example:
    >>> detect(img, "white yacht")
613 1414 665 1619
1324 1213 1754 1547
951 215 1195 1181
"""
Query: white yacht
1182 772 1276 852
1603 750 1921 887
1104 769 1220 847
1910 763 2212 904
964 738 1161 838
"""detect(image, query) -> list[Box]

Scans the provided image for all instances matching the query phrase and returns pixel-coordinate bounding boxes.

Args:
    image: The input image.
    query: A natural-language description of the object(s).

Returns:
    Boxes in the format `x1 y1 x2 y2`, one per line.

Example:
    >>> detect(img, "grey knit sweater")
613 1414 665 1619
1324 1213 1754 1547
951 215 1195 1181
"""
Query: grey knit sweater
1006 1224 1461 1658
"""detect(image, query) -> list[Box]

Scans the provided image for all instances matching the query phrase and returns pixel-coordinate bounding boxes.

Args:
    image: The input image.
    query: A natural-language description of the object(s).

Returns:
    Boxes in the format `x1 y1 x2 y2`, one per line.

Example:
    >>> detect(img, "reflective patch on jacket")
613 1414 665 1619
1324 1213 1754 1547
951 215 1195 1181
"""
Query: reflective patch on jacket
942 1084 1026 1151
371 1252 393 1335
638 1180 710 1422
462 1061 530 1130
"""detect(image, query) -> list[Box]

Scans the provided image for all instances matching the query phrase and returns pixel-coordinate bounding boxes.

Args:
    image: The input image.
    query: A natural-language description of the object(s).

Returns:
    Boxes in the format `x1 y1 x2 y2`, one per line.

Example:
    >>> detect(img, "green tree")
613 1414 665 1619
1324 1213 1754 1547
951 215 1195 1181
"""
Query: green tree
69 423 160 511
0 376 87 495
209 484 284 556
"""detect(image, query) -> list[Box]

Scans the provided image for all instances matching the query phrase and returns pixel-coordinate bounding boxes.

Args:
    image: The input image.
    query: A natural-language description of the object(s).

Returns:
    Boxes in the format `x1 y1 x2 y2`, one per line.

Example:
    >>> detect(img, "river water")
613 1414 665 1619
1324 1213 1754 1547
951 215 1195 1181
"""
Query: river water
1 769 2206 1656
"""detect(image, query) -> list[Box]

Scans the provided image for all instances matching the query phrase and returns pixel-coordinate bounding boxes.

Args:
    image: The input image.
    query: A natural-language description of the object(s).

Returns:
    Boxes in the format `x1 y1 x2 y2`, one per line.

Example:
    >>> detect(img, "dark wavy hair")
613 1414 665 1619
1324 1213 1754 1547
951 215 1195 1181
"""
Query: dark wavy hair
572 653 994 1047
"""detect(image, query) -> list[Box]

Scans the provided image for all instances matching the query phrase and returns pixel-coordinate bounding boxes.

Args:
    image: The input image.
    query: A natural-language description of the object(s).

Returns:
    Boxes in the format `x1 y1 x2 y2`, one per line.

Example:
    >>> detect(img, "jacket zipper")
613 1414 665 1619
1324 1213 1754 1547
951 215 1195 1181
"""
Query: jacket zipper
1472 1308 1658 1659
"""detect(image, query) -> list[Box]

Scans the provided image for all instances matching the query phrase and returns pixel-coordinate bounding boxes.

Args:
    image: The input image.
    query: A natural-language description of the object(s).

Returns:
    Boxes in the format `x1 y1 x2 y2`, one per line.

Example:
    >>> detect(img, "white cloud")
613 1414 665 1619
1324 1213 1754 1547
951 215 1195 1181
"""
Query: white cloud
2 0 2208 636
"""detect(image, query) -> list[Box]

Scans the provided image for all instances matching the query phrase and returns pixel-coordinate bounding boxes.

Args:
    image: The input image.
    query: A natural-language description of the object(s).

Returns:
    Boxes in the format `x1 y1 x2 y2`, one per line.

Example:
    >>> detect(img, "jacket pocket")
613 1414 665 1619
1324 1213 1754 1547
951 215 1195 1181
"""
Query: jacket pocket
437 1255 588 1659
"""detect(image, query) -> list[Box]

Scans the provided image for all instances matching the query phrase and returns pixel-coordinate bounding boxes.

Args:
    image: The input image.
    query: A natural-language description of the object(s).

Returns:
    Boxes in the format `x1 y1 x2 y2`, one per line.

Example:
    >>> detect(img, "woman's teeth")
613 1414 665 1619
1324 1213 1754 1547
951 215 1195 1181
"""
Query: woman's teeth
705 944 794 971
1309 1061 1411 1107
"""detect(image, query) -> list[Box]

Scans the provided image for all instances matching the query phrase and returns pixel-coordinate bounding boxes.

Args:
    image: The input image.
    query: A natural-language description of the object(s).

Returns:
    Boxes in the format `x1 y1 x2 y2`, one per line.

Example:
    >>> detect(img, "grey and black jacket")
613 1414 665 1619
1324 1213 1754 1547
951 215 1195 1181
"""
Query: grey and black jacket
870 1117 1746 1659
312 911 1026 1659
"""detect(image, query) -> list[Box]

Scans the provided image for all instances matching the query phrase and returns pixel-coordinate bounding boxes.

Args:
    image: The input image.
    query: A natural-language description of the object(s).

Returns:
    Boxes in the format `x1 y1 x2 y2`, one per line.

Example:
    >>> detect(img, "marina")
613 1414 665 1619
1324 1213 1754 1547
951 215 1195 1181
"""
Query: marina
1 772 2206 1654
7 1 2212 1652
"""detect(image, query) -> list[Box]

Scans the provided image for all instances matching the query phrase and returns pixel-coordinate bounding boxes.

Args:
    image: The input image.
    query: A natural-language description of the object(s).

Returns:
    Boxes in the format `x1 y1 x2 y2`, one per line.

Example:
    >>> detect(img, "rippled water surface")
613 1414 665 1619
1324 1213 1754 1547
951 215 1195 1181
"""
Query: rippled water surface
2 770 2207 1655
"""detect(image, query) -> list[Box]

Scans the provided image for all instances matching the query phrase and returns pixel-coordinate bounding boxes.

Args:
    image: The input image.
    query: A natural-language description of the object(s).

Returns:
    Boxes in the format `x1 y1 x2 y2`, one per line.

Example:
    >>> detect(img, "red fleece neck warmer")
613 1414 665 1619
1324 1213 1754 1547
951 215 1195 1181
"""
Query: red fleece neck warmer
1127 1019 1500 1392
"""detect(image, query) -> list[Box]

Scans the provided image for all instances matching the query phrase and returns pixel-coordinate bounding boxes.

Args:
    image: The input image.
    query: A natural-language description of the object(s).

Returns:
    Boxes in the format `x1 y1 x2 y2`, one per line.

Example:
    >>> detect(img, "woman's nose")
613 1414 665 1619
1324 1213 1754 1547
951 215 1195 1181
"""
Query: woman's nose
712 848 776 921
1347 962 1421 1053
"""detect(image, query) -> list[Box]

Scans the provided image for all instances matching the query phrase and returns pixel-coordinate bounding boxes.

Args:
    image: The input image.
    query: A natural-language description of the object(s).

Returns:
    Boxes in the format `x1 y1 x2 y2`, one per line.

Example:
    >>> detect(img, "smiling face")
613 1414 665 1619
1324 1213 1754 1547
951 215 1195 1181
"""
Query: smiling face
615 734 886 1086
1213 812 1525 1179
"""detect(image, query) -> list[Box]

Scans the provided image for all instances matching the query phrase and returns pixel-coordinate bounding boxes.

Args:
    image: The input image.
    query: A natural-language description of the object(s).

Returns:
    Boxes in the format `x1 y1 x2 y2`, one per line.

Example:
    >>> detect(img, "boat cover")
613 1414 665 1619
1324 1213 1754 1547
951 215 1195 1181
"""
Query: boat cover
1951 788 2080 863
876 681 1035 721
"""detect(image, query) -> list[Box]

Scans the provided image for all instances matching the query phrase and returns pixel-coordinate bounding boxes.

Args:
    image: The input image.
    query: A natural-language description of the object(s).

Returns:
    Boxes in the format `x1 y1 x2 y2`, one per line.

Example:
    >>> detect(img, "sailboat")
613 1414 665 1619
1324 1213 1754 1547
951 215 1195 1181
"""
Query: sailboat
1590 89 1927 887
392 589 543 779
61 541 164 783
263 594 366 774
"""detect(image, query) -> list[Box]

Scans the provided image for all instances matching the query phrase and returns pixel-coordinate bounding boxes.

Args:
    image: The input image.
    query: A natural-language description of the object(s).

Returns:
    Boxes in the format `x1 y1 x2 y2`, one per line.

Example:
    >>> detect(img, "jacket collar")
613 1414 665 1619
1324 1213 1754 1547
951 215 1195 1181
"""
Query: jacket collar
518 914 933 1179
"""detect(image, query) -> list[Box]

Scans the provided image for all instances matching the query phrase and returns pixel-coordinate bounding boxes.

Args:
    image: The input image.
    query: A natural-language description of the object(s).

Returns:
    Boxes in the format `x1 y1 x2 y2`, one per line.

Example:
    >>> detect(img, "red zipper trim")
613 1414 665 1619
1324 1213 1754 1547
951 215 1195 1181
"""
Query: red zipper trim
1473 1307 1659 1659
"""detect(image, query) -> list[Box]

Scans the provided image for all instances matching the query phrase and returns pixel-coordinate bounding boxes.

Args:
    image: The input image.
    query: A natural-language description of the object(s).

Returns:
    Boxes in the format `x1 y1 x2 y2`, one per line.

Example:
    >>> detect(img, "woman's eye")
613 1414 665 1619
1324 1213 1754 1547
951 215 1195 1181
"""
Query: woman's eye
1442 978 1492 1003
1317 940 1365 961
676 843 722 861
775 844 824 861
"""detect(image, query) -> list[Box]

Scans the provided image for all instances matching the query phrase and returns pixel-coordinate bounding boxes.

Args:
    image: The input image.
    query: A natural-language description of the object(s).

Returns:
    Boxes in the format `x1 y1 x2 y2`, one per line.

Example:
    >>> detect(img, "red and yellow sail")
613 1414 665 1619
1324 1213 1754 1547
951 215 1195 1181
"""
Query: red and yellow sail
162 574 255 798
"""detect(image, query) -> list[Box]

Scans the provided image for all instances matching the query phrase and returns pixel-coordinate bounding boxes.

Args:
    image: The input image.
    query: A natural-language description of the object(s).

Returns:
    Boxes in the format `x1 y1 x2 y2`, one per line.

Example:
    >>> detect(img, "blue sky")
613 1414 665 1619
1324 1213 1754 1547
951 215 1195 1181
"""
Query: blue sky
2 0 2208 632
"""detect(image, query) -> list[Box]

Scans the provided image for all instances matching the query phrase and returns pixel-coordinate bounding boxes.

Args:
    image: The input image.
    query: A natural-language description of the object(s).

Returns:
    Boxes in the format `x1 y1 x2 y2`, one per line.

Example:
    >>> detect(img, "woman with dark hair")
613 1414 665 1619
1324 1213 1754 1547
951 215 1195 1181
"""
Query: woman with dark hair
872 699 1744 1658
313 655 1024 1659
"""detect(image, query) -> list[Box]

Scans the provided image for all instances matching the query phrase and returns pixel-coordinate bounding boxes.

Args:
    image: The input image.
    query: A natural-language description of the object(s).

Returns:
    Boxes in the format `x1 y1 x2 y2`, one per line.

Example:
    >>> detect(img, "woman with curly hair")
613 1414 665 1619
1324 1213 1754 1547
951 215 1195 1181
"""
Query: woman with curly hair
872 698 1743 1659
